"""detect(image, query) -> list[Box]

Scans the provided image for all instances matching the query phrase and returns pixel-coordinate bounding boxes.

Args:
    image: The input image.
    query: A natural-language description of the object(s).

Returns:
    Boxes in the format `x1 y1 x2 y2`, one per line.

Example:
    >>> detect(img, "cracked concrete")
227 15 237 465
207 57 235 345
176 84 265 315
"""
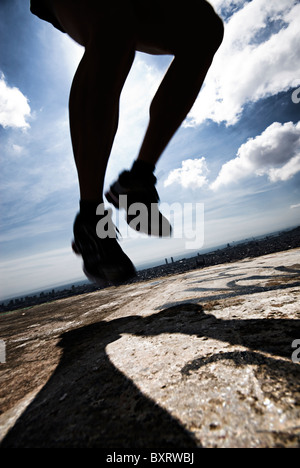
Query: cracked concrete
0 248 299 448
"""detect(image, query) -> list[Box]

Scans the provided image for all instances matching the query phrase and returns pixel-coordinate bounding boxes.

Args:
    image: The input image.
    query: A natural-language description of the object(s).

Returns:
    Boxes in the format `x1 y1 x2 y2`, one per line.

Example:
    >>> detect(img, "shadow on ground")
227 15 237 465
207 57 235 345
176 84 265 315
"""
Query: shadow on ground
1 303 299 448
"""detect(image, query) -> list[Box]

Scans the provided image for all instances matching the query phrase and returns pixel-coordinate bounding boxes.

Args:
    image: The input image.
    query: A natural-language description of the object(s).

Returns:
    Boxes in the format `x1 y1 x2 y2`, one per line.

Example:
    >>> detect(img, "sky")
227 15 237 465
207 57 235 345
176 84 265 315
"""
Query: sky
0 0 300 300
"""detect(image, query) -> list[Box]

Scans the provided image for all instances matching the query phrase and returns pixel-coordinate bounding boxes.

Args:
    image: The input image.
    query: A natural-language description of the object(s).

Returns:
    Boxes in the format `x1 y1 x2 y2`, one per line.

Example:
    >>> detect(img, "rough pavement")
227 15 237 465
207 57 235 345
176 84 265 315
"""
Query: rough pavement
0 248 299 448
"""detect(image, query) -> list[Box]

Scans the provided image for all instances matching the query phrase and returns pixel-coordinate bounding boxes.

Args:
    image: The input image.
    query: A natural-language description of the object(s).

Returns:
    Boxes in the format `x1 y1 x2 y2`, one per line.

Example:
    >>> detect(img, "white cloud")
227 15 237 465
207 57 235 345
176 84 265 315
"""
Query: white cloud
187 0 300 126
211 121 300 189
290 203 300 209
164 158 209 189
0 73 31 129
12 144 24 154
268 155 300 183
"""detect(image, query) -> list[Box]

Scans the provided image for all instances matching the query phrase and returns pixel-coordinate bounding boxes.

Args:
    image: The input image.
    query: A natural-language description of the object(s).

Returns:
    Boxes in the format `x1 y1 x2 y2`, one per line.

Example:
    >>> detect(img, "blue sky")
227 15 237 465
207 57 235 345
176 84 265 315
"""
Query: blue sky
0 0 300 300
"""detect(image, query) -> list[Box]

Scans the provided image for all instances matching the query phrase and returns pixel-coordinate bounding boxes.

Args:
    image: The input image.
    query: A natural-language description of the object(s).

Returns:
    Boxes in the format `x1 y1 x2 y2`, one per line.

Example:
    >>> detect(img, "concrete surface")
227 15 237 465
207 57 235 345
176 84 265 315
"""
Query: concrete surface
0 248 299 448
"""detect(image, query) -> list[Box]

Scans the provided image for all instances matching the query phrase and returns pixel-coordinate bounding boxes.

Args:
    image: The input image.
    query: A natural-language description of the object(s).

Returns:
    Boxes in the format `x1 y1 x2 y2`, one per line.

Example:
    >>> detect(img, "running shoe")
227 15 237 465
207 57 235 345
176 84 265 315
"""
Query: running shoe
72 210 136 286
105 170 172 237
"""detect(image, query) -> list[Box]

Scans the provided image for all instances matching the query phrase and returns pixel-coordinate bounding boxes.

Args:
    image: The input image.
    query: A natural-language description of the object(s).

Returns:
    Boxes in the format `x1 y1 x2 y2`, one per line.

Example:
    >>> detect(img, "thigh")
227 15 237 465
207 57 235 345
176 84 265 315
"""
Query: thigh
135 0 221 55
47 0 220 55
48 0 136 46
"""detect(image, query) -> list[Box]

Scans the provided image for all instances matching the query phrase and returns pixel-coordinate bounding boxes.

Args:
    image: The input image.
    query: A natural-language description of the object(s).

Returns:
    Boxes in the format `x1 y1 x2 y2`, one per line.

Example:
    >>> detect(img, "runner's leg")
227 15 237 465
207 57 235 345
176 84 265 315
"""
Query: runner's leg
135 0 224 166
68 40 135 202
48 0 136 203
47 1 223 196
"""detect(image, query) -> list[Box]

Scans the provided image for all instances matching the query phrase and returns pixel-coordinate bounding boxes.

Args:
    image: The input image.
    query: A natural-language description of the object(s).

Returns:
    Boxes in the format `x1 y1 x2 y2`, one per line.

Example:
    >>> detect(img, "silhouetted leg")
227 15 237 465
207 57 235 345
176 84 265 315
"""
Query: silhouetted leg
136 53 215 166
49 0 136 203
135 1 224 166
68 41 135 202
46 1 138 283
49 0 223 198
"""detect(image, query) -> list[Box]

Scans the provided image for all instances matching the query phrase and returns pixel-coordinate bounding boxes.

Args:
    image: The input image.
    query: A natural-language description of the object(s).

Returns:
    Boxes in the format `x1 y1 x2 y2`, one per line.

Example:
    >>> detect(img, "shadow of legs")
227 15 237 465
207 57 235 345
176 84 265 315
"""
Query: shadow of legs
1 317 198 448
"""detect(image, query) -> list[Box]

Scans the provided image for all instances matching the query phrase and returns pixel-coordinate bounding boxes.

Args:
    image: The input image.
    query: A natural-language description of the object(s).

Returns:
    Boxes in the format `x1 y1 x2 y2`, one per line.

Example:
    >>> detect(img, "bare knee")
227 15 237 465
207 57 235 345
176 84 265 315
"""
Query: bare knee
83 32 136 87
178 3 224 60
195 6 224 57
209 10 224 53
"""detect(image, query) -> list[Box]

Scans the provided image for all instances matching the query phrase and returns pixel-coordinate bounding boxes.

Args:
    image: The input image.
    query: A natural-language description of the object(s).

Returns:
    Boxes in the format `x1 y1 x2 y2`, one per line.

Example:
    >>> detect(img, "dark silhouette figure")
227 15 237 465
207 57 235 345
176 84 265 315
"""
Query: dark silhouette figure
31 0 224 201
30 0 224 284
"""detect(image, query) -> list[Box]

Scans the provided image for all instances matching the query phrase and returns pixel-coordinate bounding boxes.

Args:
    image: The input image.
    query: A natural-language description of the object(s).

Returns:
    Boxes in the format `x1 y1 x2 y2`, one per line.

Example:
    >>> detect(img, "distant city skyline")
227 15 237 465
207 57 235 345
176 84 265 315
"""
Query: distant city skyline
1 0 300 300
1 224 298 305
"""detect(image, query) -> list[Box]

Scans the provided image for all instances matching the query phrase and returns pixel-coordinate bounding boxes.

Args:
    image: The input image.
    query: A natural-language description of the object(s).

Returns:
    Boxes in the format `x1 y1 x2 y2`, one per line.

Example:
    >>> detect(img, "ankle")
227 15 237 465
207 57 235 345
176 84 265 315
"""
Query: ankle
130 160 155 178
79 199 103 220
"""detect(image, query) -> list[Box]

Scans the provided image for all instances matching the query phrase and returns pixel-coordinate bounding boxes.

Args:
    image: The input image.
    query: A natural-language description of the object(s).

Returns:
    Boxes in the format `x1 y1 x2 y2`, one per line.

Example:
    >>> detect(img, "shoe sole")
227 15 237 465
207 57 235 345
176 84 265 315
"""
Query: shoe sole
72 241 110 287
72 240 136 287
